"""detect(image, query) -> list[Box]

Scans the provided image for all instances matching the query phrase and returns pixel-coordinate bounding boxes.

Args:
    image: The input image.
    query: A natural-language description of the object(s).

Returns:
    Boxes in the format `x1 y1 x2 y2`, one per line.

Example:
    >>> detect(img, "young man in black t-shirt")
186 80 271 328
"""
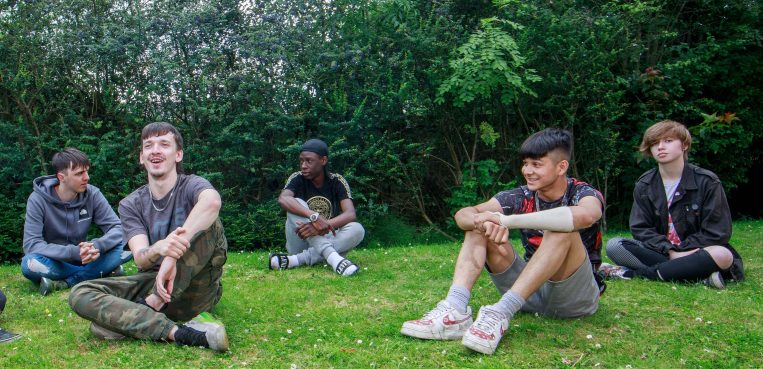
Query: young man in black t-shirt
401 128 604 355
270 139 365 276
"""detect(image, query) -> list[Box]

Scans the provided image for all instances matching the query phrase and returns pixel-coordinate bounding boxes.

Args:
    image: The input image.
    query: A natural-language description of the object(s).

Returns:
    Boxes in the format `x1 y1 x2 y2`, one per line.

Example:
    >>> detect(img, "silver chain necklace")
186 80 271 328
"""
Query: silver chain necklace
149 185 176 212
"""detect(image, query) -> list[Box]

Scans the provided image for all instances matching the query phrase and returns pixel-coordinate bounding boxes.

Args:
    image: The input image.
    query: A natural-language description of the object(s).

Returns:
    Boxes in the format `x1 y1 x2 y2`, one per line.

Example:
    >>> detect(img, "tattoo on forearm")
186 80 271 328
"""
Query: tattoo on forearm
139 248 159 263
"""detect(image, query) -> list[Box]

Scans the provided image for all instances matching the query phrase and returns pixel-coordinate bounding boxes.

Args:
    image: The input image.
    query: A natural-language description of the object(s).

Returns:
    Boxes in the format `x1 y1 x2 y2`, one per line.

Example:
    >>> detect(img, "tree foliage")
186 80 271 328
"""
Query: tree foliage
0 0 760 261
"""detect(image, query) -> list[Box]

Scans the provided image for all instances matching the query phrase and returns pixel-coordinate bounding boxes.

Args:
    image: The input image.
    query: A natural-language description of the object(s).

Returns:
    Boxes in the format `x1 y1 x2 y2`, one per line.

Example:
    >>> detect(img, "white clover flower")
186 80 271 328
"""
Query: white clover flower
586 334 593 339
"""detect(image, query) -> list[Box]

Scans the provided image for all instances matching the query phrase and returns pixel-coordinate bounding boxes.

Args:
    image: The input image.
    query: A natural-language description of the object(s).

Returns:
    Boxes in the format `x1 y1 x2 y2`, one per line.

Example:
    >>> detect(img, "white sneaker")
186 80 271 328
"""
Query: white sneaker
701 271 726 289
462 306 509 355
400 300 473 340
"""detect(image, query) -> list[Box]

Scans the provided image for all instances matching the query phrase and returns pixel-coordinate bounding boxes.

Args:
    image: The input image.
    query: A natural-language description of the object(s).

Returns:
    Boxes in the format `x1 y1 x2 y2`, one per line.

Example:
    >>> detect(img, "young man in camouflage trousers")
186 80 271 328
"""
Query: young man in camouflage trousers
69 122 229 351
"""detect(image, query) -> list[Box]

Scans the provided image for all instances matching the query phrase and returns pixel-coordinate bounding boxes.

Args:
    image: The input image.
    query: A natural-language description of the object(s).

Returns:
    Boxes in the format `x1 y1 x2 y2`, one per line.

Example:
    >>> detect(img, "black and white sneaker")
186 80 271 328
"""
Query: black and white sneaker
174 323 229 352
701 271 725 289
269 253 289 270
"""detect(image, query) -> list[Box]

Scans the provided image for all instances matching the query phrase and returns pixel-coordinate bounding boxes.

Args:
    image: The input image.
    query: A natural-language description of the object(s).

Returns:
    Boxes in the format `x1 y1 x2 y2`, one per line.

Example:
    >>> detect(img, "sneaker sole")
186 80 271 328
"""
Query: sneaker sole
462 334 498 355
400 323 468 340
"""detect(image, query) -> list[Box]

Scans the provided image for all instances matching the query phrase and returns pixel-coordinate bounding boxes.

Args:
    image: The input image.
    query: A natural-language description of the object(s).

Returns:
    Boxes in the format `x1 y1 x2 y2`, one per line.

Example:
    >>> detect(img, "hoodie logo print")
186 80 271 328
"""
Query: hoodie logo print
78 208 91 222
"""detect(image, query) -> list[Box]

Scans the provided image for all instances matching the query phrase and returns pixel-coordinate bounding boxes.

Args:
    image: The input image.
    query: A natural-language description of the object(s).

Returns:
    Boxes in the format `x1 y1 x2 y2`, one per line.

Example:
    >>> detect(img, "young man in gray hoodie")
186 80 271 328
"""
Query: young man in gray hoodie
22 148 131 296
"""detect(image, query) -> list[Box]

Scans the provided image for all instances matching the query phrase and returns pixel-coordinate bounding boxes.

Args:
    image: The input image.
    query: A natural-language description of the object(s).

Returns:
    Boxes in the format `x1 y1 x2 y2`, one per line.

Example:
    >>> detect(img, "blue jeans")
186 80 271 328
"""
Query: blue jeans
21 245 133 287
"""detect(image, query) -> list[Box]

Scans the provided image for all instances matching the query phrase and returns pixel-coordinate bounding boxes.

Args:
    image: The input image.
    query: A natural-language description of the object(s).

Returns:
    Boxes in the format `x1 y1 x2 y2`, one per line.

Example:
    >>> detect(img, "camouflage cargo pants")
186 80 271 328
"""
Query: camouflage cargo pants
68 220 227 341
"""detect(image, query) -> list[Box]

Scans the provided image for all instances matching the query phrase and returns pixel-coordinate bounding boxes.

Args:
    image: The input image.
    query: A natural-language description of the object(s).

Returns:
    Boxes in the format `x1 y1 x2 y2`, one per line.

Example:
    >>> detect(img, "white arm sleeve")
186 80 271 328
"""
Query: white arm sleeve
497 206 575 232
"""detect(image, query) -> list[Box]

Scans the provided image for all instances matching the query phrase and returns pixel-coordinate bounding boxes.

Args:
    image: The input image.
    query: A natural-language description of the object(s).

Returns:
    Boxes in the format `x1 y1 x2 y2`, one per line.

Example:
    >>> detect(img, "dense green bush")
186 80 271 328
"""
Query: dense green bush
0 0 760 261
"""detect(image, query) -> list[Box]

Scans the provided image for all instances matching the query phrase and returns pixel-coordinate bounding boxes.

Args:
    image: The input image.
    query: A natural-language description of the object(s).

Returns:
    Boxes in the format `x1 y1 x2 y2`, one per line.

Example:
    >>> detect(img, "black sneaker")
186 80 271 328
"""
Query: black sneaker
39 277 68 296
174 324 229 352
268 253 289 270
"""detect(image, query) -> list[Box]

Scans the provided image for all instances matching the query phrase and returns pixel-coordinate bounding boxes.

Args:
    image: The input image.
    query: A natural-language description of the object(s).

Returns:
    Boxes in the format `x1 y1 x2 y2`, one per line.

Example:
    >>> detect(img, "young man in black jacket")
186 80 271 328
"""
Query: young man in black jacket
603 120 744 288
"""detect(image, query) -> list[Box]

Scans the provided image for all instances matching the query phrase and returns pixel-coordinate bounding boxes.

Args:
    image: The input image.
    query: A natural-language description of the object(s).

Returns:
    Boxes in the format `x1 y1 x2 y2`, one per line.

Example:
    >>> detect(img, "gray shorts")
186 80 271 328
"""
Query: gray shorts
489 253 599 318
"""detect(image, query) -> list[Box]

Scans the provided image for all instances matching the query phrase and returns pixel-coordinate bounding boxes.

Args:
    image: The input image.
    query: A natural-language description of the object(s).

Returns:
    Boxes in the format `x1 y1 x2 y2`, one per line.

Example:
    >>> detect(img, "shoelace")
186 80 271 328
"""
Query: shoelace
473 308 504 332
422 302 452 320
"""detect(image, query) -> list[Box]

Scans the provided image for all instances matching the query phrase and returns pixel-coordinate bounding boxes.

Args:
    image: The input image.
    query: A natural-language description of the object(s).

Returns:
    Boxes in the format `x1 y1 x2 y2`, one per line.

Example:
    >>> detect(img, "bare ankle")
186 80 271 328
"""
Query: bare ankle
145 293 164 311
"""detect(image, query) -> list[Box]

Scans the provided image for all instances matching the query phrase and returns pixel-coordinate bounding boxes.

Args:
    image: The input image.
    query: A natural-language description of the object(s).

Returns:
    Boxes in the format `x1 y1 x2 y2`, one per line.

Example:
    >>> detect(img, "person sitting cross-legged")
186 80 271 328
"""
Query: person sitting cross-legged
69 122 229 351
21 148 131 296
269 138 365 276
602 120 744 288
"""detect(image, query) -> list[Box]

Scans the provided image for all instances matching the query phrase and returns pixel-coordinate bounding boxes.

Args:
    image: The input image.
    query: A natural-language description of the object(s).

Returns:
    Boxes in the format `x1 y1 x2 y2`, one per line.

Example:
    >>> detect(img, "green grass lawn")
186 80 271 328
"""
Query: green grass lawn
1 220 761 368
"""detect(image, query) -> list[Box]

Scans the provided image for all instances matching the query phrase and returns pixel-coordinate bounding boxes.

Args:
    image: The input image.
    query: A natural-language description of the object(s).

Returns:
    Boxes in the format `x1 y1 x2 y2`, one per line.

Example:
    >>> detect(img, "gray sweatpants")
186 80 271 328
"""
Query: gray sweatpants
285 199 365 265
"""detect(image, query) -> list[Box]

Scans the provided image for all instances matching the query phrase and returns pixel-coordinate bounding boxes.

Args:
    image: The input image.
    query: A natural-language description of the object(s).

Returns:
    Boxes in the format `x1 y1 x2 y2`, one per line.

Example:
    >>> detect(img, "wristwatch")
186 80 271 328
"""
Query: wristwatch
309 213 320 222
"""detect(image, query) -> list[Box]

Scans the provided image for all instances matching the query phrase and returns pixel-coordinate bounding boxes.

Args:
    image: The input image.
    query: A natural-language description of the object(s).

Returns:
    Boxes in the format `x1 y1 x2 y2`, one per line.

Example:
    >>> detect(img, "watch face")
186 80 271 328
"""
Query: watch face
310 213 319 222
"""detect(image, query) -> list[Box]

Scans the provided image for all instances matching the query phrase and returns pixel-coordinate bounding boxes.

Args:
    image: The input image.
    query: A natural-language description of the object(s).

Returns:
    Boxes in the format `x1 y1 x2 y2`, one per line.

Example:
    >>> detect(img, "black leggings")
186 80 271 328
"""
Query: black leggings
606 238 722 282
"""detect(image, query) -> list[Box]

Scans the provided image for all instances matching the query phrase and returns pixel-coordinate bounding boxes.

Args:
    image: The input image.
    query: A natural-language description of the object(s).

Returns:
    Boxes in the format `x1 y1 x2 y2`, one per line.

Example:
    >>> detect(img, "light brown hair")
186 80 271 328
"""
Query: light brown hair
639 120 691 160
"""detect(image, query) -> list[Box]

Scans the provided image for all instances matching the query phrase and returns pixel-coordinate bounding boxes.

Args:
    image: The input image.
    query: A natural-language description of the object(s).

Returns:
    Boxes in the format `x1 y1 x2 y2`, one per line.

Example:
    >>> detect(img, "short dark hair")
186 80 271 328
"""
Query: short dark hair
141 122 184 173
519 128 572 161
52 148 90 174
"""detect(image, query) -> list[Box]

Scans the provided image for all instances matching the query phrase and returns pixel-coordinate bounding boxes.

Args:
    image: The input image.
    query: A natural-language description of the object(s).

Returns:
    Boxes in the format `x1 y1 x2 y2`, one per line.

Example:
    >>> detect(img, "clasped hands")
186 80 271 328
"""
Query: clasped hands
473 211 510 245
295 216 335 240
79 241 99 264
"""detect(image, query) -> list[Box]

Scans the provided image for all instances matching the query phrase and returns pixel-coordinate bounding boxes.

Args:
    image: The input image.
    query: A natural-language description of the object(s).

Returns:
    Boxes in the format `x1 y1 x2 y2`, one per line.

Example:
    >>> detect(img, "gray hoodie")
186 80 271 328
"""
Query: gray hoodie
22 175 123 263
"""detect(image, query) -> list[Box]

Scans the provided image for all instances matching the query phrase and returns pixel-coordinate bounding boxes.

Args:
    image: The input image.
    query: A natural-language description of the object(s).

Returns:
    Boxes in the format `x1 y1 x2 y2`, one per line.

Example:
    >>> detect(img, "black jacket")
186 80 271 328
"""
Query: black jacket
629 163 744 280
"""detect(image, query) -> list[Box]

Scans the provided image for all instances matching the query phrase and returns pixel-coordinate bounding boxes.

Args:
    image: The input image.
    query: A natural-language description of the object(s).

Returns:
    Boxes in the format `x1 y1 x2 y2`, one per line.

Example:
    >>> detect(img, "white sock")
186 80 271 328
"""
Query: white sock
445 284 471 314
287 255 299 269
326 252 358 276
270 254 300 269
